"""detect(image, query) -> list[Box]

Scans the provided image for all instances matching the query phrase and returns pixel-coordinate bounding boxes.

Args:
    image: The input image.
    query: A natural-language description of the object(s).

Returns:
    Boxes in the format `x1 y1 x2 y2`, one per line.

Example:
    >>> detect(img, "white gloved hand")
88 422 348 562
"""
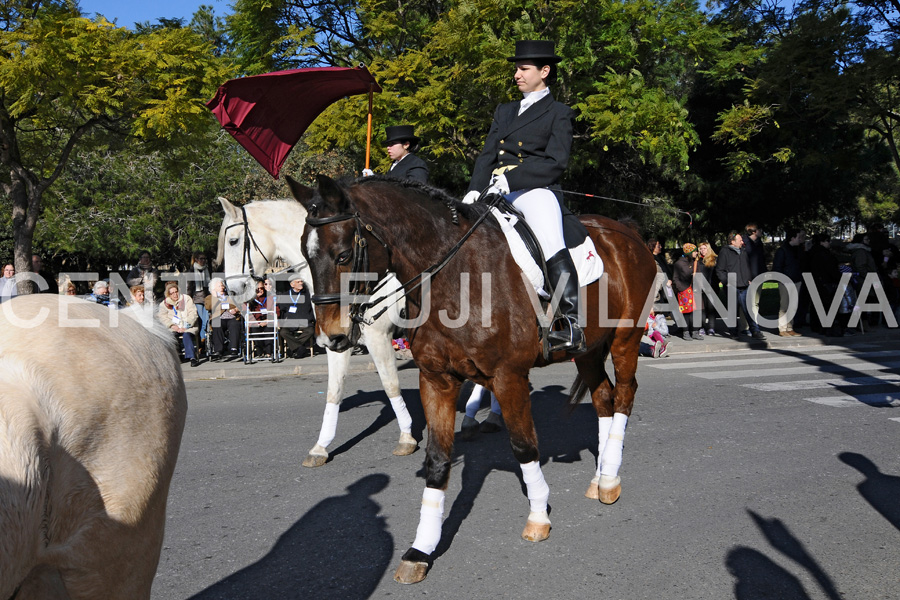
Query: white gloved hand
362 168 374 177
487 173 510 196
462 190 480 204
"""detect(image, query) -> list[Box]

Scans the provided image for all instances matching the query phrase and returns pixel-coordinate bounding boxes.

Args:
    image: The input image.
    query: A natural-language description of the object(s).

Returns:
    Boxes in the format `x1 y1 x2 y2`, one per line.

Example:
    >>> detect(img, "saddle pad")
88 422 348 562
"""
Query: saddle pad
490 208 603 296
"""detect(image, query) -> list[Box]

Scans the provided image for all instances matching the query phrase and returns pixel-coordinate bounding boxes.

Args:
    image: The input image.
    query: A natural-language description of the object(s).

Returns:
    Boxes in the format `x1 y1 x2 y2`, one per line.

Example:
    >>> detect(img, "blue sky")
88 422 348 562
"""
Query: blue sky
78 0 230 29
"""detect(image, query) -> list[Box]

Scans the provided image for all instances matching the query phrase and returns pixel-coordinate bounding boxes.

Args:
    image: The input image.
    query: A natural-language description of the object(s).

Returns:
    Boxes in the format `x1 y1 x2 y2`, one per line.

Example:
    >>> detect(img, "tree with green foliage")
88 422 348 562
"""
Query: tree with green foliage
0 0 232 290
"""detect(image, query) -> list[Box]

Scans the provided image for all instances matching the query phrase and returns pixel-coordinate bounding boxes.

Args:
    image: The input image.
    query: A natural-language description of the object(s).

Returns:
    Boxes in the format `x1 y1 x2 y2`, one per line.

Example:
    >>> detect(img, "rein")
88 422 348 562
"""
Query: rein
305 192 501 327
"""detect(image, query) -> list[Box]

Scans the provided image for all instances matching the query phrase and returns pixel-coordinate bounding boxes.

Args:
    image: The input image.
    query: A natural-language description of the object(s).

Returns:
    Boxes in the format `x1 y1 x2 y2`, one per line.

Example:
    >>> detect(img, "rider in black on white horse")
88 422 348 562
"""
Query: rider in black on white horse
463 39 585 354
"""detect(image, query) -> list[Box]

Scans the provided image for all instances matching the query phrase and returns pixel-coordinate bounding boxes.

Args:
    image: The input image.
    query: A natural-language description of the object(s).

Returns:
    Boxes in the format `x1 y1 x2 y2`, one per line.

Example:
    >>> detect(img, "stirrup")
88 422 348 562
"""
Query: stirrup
547 315 586 354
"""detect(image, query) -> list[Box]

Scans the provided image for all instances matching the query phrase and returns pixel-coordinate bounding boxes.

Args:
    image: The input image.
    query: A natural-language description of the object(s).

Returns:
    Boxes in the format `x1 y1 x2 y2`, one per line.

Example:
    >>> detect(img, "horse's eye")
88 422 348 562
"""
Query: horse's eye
228 238 239 246
336 250 352 265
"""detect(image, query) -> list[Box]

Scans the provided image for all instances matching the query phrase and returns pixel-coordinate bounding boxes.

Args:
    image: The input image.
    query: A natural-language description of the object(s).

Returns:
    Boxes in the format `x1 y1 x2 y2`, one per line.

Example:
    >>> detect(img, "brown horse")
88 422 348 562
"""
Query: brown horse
286 174 657 584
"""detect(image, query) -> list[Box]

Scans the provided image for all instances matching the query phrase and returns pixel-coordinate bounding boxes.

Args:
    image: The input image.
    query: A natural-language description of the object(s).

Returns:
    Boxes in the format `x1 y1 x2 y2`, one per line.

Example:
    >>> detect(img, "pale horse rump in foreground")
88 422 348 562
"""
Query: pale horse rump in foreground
216 196 417 466
0 296 187 599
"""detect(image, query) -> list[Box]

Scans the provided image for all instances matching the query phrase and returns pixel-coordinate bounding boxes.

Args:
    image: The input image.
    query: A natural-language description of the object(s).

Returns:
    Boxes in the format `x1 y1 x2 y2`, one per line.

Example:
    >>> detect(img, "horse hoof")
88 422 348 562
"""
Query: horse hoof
393 432 417 456
392 442 417 456
302 453 328 468
521 520 551 542
302 445 329 468
459 416 479 440
598 475 621 504
479 412 503 433
585 477 600 500
394 559 428 584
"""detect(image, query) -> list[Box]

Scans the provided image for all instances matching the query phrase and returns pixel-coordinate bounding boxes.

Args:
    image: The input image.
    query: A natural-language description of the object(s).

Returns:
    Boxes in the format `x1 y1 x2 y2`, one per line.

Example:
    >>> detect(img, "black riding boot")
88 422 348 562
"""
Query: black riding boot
546 250 586 353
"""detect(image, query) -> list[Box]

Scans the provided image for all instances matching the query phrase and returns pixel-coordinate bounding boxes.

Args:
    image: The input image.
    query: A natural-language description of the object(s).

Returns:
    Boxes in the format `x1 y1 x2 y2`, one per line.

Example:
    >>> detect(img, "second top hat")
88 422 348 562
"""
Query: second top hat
506 40 562 64
385 125 420 146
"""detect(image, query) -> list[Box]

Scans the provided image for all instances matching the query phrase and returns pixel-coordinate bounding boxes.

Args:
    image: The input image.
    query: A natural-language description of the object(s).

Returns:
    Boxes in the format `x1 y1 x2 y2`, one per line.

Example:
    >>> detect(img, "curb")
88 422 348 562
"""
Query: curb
181 328 895 382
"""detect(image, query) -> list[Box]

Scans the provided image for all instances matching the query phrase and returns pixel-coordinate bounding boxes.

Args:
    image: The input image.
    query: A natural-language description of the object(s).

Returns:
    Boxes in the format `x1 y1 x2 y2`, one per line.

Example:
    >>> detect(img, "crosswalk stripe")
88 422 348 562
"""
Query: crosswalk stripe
805 394 900 407
744 374 900 391
645 350 900 370
689 360 900 379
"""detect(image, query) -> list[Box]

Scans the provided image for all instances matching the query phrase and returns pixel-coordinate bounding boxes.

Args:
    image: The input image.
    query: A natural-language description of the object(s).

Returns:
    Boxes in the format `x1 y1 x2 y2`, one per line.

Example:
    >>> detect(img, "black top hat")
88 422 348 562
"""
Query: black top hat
507 40 561 64
384 125 420 146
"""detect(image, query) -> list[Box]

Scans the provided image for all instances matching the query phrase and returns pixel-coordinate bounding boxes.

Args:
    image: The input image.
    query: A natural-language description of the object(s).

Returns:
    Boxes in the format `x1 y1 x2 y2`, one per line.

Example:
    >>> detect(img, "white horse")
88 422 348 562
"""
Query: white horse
0 296 186 599
215 196 417 466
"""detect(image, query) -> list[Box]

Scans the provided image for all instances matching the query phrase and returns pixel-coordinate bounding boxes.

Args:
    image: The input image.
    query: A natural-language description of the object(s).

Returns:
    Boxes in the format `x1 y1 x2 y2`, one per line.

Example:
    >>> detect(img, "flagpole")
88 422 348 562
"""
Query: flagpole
365 84 374 170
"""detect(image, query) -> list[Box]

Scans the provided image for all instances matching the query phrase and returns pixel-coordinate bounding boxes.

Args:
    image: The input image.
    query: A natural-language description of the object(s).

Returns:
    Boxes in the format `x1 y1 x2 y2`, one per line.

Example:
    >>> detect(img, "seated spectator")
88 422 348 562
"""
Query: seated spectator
0 264 16 303
86 280 119 307
245 280 280 357
158 281 201 367
643 308 670 357
205 277 241 359
277 274 316 359
185 251 211 355
129 284 146 306
64 282 77 296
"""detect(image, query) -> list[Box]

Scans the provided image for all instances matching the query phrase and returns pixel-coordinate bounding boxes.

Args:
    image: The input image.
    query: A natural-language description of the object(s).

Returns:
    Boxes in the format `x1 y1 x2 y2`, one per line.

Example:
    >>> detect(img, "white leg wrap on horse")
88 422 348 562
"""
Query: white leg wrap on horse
600 413 628 478
596 416 613 478
520 460 550 514
316 402 340 449
490 392 502 415
411 487 445 555
389 395 413 433
465 384 485 418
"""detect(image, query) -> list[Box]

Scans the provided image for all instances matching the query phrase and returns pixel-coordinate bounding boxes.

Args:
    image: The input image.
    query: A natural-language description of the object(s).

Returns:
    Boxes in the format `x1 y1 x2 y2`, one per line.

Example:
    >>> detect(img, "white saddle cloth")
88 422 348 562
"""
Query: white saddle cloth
490 208 603 298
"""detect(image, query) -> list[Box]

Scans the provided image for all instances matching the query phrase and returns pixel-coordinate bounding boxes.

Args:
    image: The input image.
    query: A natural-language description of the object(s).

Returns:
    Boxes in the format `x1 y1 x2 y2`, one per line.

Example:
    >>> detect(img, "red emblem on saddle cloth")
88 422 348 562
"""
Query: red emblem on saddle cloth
206 67 382 179
586 250 595 260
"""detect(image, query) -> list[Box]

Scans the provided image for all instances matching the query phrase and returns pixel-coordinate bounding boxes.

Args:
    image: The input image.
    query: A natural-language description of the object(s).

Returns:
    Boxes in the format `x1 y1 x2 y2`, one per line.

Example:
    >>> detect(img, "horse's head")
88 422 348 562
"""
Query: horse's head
286 174 392 352
216 197 272 301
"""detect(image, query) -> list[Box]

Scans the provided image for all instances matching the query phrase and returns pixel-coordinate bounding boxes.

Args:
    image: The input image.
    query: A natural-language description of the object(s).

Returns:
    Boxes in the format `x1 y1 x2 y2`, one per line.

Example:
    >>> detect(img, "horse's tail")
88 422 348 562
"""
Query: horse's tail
568 373 590 410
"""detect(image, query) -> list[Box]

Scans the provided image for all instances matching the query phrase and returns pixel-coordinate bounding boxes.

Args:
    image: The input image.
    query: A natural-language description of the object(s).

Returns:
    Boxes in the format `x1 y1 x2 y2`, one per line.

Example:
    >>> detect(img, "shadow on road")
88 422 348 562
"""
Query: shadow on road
839 452 900 532
726 510 841 600
188 473 393 600
429 382 597 561
327 388 426 462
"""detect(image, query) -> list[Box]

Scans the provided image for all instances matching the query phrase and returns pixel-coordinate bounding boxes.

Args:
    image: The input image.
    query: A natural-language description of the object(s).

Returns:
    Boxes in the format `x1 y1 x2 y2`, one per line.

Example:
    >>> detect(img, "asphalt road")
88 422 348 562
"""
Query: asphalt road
152 339 900 600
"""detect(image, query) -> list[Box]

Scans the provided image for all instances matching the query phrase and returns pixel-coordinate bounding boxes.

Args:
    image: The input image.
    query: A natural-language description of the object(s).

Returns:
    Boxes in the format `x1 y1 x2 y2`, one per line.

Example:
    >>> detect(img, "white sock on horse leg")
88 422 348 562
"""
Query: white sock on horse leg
316 402 340 449
389 395 413 433
595 416 613 478
411 487 445 555
600 413 628 478
520 460 550 517
490 392 501 415
465 384 485 418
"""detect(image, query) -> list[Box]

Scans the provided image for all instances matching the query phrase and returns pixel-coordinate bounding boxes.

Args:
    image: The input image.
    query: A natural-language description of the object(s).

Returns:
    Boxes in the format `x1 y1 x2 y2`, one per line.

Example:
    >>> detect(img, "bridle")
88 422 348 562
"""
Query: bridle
223 205 271 282
304 192 501 338
304 210 392 343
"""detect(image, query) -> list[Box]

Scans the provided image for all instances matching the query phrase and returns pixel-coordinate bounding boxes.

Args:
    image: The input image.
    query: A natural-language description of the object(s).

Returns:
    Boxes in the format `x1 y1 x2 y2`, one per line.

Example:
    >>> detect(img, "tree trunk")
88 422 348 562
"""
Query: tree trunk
9 171 39 295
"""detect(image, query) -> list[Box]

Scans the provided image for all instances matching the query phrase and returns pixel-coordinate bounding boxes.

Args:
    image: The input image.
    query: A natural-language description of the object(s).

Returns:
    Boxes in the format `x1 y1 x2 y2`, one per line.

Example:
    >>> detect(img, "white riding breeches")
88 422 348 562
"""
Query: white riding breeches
505 188 565 257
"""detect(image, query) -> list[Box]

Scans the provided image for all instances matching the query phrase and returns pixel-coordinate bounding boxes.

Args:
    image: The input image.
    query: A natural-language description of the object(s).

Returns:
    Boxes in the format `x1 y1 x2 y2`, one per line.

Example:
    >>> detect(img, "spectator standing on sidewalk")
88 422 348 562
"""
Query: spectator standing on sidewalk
716 231 765 340
743 223 767 331
673 243 704 341
772 228 806 337
698 242 719 335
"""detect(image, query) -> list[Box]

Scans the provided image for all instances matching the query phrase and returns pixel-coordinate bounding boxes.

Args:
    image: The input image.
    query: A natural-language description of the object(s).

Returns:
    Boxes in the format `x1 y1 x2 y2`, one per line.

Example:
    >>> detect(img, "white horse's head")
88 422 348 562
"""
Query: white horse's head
215 196 313 301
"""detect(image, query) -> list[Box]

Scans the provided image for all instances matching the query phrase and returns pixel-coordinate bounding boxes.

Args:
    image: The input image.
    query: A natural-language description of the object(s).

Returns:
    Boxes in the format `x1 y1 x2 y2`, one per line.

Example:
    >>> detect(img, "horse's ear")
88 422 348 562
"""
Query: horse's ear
219 197 241 222
285 175 315 208
315 174 351 213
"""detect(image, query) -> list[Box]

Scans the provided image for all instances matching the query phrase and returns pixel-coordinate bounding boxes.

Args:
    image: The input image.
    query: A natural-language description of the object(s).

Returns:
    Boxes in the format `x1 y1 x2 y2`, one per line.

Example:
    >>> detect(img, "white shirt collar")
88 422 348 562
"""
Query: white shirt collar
519 88 551 115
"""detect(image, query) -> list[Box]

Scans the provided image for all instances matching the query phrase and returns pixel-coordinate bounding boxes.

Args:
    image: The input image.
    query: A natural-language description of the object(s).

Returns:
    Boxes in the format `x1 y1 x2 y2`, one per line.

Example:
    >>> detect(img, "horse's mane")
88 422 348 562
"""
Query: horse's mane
354 175 496 228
